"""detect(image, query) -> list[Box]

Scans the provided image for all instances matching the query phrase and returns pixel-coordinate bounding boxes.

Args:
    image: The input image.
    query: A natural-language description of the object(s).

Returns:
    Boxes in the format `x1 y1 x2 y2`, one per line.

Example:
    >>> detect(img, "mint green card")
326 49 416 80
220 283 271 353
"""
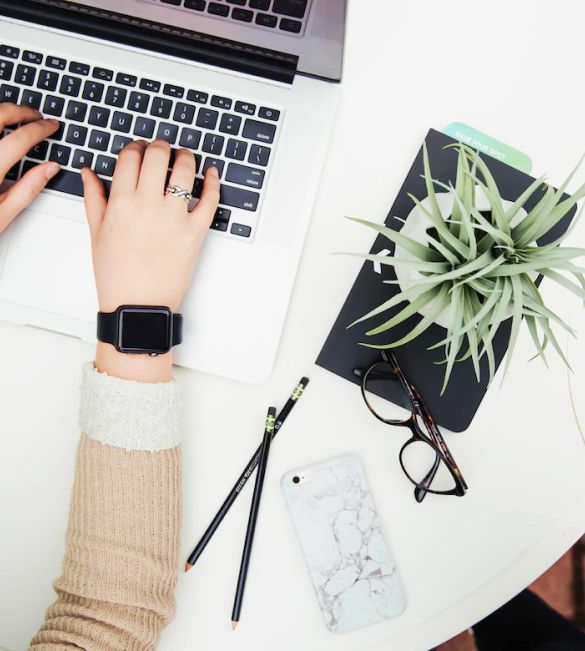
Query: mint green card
443 122 533 174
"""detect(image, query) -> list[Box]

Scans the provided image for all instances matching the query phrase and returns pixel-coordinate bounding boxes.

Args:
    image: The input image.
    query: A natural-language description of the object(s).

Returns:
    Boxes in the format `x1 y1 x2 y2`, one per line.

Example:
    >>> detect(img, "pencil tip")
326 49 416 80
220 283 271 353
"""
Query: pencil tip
231 621 238 630
184 563 193 573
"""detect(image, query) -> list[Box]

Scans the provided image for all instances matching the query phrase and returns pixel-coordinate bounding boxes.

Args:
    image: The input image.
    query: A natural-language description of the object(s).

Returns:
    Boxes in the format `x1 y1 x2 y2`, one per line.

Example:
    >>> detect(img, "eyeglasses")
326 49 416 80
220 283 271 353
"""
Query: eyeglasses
354 350 467 502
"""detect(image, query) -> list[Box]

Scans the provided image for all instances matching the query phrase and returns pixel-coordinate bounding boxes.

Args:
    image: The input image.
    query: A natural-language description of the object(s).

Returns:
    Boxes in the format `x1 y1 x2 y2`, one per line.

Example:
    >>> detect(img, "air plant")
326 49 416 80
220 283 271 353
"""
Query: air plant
346 144 585 393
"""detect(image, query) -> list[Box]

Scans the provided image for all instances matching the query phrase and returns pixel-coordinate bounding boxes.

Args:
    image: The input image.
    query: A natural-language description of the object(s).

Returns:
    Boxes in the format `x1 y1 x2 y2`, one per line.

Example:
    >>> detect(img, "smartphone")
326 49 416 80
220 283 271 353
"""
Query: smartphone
281 454 406 633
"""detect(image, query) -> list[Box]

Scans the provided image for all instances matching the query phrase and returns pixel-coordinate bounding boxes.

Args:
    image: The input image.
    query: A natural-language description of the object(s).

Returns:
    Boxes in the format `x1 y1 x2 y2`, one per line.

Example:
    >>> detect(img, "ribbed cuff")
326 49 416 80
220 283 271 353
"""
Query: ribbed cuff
79 362 182 451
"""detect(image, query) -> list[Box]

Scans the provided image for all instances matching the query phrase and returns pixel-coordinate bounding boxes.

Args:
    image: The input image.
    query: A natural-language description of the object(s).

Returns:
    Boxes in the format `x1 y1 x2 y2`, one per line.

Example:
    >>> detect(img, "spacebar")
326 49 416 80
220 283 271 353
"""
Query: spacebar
46 169 111 197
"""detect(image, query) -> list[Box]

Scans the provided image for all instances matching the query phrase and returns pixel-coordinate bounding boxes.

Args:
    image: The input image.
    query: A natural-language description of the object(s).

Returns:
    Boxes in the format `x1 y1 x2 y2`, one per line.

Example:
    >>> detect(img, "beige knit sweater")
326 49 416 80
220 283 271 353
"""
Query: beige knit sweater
29 363 182 651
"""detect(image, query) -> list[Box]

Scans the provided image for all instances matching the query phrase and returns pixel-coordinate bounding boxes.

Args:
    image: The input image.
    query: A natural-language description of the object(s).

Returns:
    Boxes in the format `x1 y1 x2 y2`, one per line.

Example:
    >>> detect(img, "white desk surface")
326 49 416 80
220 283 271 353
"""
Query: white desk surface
2 1 585 650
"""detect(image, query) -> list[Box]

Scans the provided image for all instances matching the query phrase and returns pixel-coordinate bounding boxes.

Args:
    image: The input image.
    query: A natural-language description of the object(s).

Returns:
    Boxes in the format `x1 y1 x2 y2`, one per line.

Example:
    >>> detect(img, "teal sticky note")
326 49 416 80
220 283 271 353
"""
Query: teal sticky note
444 122 533 174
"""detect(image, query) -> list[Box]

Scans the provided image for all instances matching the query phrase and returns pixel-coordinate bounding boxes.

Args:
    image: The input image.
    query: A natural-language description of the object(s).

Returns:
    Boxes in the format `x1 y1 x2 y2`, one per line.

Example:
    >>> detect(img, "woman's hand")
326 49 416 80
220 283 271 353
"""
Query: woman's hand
81 139 220 382
0 104 60 233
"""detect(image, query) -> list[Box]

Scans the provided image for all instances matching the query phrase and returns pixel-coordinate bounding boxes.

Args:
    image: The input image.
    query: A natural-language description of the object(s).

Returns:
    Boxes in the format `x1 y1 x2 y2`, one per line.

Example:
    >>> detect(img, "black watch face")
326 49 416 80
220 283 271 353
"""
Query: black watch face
118 307 172 354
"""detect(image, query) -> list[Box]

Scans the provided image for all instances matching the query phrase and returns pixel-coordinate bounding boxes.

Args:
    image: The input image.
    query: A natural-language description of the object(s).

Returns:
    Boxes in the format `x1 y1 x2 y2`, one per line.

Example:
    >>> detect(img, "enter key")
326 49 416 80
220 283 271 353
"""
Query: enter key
226 162 266 189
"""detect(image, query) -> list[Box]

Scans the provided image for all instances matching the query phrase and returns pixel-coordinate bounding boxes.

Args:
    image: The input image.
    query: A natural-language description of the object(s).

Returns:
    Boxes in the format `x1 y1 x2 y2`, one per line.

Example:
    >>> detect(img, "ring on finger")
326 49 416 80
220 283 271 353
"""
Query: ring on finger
165 184 192 202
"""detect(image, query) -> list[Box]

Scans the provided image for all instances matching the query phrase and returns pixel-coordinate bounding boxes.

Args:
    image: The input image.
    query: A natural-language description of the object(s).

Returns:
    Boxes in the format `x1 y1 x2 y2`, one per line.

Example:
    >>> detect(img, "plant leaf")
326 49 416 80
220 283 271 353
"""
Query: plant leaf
364 286 442 336
339 252 449 273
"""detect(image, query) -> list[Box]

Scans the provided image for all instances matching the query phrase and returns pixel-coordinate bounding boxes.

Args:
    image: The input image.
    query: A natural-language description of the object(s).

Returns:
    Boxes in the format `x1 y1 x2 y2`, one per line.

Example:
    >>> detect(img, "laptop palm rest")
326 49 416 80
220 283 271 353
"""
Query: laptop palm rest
0 206 97 323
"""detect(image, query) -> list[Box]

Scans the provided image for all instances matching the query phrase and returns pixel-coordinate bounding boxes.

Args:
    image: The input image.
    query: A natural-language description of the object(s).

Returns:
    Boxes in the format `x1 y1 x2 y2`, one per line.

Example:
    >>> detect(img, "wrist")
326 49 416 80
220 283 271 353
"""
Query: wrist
95 342 173 382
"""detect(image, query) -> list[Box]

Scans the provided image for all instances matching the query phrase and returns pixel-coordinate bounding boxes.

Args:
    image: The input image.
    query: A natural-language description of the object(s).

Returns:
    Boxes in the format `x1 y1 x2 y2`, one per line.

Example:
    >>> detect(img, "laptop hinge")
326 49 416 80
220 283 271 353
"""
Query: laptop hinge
0 0 298 84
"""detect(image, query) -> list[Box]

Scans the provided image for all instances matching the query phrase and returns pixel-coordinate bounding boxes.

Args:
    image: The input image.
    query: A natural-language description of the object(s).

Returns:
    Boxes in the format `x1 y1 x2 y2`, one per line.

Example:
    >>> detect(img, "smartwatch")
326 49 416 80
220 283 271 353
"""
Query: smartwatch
97 306 183 356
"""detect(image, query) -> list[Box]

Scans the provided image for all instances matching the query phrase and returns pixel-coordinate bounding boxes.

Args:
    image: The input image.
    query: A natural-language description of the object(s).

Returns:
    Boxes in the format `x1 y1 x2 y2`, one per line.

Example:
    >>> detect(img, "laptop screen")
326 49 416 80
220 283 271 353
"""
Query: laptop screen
7 0 346 82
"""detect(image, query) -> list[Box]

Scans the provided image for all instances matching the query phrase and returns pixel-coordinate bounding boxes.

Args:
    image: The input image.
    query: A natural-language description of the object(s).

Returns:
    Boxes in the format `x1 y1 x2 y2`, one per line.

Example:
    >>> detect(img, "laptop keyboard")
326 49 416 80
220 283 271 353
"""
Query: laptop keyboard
150 0 311 37
0 43 283 241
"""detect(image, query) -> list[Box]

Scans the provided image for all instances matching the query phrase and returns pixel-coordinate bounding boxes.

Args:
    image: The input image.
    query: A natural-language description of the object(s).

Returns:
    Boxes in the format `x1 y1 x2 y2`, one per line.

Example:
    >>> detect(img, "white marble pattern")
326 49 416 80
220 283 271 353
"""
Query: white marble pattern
282 455 406 633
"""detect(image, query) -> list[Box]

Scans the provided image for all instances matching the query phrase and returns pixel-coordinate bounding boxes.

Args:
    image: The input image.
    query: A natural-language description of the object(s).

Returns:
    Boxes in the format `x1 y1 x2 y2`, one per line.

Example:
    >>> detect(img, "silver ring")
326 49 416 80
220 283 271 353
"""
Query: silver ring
165 184 193 202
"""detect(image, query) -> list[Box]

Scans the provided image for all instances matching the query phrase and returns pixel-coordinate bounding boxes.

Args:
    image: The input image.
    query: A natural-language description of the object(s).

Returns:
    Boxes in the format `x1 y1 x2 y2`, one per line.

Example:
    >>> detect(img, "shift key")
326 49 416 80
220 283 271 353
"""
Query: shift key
220 183 259 211
226 162 265 189
242 118 276 144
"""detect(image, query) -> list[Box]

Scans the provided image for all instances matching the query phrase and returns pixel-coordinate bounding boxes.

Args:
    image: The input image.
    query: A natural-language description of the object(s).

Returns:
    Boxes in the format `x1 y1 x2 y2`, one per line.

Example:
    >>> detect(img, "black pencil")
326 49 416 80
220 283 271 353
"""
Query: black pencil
231 407 276 629
185 377 309 571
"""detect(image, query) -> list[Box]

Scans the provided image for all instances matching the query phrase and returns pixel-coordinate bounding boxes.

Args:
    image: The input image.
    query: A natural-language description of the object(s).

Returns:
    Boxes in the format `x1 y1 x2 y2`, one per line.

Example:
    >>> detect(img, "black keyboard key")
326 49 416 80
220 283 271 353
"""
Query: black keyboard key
65 124 88 146
69 61 90 76
258 106 280 121
235 101 255 116
89 129 111 151
272 0 306 17
46 56 66 70
248 143 270 166
128 91 150 113
179 127 201 149
111 135 132 155
140 78 161 93
202 133 224 155
163 83 184 99
22 50 43 65
184 0 206 9
250 0 270 8
116 72 137 87
220 184 259 211
255 13 278 28
21 89 42 110
5 161 20 180
156 122 178 144
280 17 302 33
60 75 82 97
226 162 265 189
72 149 94 169
82 80 104 102
28 140 49 161
215 207 231 222
15 64 36 86
111 111 133 133
151 97 172 119
37 70 59 91
134 116 155 139
88 106 111 128
230 223 251 237
219 113 241 135
203 157 225 177
243 118 276 143
0 60 13 81
211 219 228 232
105 86 127 108
47 121 65 141
93 67 113 81
226 0 246 4
161 0 181 4
187 89 208 104
95 154 116 177
173 102 195 124
0 45 19 59
42 94 64 117
49 143 71 166
232 8 253 22
225 138 247 161
46 168 84 196
66 100 88 122
208 2 229 16
196 108 219 130
211 95 232 110
0 84 19 103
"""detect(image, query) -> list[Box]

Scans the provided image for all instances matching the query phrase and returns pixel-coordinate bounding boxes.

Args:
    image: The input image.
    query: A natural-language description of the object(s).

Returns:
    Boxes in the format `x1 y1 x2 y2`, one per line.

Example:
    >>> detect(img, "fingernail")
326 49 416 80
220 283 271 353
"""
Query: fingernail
209 165 219 177
45 118 60 126
45 162 60 178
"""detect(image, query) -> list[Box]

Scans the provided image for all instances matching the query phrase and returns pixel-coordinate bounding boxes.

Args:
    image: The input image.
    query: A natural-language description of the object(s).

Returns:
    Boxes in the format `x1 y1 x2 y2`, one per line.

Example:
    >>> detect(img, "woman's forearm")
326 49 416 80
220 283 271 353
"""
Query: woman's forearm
30 363 182 651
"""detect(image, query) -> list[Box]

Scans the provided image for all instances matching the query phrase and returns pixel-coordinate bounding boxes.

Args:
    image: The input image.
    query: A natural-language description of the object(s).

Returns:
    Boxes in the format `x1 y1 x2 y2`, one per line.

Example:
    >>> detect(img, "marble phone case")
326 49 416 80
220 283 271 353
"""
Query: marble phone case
281 454 406 634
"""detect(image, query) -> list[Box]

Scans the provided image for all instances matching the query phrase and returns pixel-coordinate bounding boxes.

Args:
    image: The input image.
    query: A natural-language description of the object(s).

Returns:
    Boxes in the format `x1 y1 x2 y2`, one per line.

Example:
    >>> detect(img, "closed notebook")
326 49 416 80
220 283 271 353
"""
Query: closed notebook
316 129 576 432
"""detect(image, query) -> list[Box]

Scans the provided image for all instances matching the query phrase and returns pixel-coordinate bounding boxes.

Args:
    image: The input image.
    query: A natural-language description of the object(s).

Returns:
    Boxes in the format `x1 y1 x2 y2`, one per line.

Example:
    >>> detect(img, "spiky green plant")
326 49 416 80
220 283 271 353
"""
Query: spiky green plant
346 144 585 394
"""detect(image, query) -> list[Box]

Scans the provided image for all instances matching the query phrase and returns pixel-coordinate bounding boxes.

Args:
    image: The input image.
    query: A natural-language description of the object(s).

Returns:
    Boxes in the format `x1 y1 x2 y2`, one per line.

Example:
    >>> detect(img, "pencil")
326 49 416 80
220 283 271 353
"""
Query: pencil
231 407 276 629
185 377 309 571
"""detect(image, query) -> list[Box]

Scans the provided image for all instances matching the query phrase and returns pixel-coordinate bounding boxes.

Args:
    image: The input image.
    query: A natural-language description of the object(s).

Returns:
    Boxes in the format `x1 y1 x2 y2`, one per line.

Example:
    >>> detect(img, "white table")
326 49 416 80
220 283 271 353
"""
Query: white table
2 1 585 649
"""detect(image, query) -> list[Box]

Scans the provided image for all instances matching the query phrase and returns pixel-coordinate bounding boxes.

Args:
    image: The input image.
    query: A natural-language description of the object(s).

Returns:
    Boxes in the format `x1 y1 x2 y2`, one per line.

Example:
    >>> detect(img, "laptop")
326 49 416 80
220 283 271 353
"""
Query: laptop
0 0 345 383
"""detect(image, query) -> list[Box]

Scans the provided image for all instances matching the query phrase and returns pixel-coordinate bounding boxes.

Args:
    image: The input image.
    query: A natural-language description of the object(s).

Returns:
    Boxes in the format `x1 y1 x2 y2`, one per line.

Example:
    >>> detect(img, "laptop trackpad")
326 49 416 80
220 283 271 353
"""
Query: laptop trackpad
0 208 97 321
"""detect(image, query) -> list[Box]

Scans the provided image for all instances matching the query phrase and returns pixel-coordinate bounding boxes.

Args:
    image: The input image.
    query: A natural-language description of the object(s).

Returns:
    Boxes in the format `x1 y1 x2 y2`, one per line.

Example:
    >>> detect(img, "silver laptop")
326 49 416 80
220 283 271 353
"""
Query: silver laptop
0 0 345 383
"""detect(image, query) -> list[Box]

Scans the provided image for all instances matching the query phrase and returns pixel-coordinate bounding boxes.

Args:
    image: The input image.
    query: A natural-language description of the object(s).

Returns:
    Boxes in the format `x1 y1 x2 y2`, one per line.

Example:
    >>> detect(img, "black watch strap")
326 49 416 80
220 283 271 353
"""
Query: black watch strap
97 307 183 349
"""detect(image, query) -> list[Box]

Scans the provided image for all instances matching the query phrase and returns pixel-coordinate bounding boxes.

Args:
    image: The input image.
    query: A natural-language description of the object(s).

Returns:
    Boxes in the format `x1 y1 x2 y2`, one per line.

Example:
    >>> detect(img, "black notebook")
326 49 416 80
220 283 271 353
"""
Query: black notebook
316 129 576 432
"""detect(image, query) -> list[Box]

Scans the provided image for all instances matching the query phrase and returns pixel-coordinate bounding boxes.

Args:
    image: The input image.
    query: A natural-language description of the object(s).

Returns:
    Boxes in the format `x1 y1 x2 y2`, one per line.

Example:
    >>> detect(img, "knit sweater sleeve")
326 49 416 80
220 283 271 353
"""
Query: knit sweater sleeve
29 363 182 651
